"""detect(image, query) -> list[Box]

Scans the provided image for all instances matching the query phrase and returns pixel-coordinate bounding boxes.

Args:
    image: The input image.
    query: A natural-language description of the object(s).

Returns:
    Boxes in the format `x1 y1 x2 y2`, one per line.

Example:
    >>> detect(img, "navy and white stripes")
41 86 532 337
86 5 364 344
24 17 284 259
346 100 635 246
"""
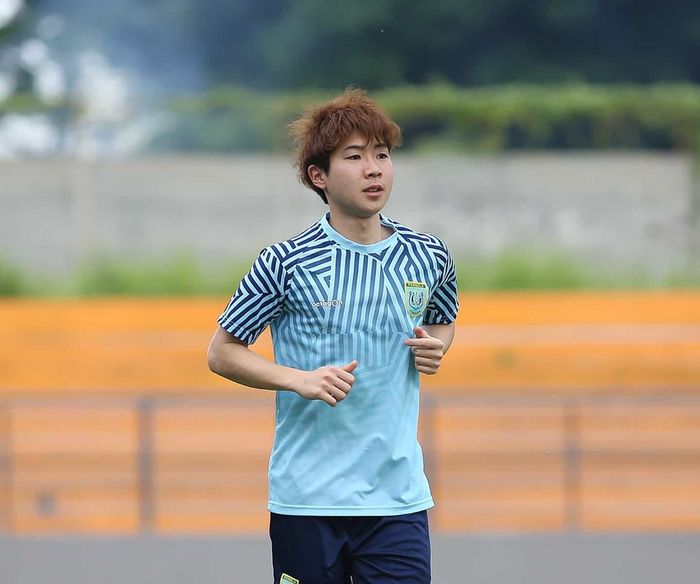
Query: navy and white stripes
218 214 458 346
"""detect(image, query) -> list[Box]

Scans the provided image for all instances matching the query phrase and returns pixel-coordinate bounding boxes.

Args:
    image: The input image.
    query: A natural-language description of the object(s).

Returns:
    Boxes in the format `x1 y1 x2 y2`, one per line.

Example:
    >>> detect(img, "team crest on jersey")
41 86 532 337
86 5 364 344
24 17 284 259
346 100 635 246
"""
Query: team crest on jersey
404 280 429 318
280 574 300 584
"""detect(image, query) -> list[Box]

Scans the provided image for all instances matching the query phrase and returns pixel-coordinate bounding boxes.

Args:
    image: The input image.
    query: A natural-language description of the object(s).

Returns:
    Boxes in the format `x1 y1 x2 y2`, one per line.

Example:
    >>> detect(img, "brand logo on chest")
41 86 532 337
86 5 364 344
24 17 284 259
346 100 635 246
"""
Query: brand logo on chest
311 299 343 308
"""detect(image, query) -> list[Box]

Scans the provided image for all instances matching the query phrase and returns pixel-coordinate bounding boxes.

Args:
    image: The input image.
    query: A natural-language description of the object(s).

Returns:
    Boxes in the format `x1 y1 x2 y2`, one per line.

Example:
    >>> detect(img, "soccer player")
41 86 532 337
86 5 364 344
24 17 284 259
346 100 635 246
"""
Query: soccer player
207 88 459 584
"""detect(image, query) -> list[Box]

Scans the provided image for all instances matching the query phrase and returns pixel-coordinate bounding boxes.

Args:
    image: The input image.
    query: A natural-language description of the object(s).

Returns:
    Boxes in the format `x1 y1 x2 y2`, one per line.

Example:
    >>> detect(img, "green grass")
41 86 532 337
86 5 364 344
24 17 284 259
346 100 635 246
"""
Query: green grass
2 249 698 298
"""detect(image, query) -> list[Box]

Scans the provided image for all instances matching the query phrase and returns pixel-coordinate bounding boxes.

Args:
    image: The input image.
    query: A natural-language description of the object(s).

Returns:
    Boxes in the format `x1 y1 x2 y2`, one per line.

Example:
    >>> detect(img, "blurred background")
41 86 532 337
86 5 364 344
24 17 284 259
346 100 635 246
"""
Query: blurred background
1 0 699 582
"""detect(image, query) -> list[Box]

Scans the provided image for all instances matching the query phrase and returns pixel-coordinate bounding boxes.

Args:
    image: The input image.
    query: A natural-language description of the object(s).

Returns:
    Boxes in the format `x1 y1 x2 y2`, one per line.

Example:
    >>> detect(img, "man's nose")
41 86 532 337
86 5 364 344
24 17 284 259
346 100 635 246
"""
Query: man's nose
365 159 382 177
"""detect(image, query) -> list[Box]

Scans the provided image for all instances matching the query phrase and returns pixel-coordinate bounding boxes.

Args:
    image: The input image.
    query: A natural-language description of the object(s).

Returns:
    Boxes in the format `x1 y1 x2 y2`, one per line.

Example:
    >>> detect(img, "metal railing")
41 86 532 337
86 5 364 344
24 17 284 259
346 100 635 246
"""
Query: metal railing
1 391 699 534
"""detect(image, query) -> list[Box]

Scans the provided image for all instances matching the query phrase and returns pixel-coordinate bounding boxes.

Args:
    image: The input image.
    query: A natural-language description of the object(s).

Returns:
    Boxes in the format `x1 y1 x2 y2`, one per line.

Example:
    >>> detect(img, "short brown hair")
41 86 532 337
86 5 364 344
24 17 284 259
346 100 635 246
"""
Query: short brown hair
289 88 402 203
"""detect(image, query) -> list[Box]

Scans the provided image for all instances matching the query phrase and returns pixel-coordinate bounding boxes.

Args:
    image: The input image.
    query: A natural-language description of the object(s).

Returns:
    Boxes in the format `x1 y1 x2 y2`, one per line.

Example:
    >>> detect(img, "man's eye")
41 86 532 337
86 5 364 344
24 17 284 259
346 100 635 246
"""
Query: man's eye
347 155 361 160
378 153 389 159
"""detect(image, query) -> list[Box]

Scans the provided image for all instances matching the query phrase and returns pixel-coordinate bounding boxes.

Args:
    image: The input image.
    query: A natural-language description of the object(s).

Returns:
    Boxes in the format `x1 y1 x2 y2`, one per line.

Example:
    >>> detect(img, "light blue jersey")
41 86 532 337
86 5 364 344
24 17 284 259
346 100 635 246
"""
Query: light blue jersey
218 213 459 516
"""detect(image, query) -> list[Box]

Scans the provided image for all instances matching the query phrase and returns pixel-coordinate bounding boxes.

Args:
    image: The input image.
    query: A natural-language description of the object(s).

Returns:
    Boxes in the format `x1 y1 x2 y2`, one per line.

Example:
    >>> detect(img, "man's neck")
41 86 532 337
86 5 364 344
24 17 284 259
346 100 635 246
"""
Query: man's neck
327 212 391 245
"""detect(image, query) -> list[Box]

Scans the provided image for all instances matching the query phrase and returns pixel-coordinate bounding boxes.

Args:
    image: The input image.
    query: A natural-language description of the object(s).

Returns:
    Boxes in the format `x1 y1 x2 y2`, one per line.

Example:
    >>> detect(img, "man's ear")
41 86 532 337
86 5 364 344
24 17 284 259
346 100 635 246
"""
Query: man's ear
307 165 327 191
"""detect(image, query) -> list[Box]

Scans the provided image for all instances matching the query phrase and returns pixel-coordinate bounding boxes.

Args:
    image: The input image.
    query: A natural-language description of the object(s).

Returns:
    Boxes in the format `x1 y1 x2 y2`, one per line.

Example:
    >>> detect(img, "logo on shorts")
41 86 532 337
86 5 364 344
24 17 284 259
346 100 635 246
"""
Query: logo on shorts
280 574 300 584
404 281 429 318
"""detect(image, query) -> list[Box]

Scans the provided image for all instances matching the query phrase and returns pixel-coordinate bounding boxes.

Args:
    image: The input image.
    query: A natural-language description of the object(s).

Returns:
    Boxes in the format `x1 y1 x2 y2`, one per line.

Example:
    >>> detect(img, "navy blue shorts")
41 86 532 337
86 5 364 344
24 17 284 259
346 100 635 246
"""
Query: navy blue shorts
269 510 431 583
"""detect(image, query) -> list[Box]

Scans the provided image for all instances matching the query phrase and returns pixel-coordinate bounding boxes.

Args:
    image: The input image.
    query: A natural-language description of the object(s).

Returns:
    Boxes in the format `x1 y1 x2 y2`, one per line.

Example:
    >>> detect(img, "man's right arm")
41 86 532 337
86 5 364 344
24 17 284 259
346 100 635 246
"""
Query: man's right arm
207 326 357 407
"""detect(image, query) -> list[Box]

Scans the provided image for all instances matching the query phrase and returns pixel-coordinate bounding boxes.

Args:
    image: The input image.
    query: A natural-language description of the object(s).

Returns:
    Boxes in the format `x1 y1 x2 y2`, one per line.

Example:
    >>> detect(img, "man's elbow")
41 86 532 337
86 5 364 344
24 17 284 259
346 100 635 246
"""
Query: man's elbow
207 345 223 375
208 335 247 376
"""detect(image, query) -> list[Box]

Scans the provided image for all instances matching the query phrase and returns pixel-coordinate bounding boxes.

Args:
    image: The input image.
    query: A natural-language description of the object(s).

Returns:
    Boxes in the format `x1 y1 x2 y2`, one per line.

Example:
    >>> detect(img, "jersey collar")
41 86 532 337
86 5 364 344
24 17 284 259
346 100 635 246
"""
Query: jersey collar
320 212 398 254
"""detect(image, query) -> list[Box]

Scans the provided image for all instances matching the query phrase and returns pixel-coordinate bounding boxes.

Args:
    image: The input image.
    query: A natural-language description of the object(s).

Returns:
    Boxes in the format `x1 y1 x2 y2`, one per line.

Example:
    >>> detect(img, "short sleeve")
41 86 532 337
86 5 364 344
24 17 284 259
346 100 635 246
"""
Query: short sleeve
423 239 459 325
217 247 286 345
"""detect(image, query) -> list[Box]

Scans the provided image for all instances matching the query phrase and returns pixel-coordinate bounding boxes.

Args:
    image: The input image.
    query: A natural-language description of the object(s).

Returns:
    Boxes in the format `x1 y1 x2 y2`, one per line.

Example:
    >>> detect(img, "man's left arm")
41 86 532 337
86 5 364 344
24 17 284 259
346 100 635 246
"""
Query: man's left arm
404 323 456 375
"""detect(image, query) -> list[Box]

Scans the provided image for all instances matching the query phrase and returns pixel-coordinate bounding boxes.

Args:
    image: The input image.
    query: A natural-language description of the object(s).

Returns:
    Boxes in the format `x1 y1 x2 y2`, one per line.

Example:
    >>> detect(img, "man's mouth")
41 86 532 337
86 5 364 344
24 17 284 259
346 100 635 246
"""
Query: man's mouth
363 185 384 193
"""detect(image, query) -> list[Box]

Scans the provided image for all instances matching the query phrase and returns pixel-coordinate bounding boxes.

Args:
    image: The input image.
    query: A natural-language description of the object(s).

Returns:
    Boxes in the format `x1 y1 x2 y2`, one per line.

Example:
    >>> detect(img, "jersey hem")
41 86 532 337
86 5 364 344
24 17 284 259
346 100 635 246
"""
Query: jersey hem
267 497 435 517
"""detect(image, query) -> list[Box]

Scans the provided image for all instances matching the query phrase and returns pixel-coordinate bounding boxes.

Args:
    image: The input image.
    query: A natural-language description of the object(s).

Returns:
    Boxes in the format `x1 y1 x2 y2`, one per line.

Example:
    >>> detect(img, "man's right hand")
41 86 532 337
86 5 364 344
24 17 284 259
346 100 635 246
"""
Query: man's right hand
295 360 358 407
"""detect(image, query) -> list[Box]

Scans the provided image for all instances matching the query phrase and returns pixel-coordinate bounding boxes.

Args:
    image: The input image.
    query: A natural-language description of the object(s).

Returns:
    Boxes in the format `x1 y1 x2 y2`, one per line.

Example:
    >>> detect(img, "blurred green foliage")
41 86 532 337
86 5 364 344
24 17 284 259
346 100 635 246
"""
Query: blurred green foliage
0 253 27 296
149 83 700 153
455 251 700 291
458 250 593 291
0 94 61 114
5 0 700 94
2 250 698 297
73 253 212 296
70 253 250 297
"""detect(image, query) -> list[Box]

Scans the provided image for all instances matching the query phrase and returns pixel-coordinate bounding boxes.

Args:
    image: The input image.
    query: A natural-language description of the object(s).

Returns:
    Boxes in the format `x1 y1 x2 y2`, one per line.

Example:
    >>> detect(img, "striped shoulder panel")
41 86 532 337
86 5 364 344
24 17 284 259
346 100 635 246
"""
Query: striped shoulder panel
266 221 324 257
383 217 459 324
265 220 334 284
383 216 451 266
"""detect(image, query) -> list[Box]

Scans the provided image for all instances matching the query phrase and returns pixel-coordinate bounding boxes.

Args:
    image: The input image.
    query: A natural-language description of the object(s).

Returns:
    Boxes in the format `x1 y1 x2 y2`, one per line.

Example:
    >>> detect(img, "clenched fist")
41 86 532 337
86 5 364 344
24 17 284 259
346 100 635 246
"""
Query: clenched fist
404 326 445 375
296 360 358 407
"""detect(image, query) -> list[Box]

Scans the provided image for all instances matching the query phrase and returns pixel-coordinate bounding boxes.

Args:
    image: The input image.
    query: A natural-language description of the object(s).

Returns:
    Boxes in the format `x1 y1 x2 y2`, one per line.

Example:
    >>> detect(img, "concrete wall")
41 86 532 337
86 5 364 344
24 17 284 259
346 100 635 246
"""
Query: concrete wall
1 534 698 583
1 154 697 277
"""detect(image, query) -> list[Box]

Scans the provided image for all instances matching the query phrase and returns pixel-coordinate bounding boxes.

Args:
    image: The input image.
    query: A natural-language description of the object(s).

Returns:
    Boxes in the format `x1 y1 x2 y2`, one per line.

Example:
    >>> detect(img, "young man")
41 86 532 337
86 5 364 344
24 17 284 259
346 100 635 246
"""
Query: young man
208 88 458 584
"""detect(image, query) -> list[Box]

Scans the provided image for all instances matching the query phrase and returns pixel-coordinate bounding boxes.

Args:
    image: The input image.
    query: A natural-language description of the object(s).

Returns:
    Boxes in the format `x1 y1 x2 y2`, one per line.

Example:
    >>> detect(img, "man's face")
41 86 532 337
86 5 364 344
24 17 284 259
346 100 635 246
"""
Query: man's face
309 131 394 219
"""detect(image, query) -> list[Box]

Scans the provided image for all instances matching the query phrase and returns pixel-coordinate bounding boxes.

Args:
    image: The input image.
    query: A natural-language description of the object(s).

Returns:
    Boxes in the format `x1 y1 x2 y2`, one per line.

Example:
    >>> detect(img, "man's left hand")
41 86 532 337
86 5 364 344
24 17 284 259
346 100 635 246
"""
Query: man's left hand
404 326 445 375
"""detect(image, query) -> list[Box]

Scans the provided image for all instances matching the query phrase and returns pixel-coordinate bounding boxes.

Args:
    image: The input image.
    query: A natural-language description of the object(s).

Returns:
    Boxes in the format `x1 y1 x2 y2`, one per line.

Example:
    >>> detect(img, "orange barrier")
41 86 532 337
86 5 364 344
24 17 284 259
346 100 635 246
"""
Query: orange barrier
3 397 700 535
429 400 700 532
0 292 698 394
2 293 698 535
4 404 271 534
